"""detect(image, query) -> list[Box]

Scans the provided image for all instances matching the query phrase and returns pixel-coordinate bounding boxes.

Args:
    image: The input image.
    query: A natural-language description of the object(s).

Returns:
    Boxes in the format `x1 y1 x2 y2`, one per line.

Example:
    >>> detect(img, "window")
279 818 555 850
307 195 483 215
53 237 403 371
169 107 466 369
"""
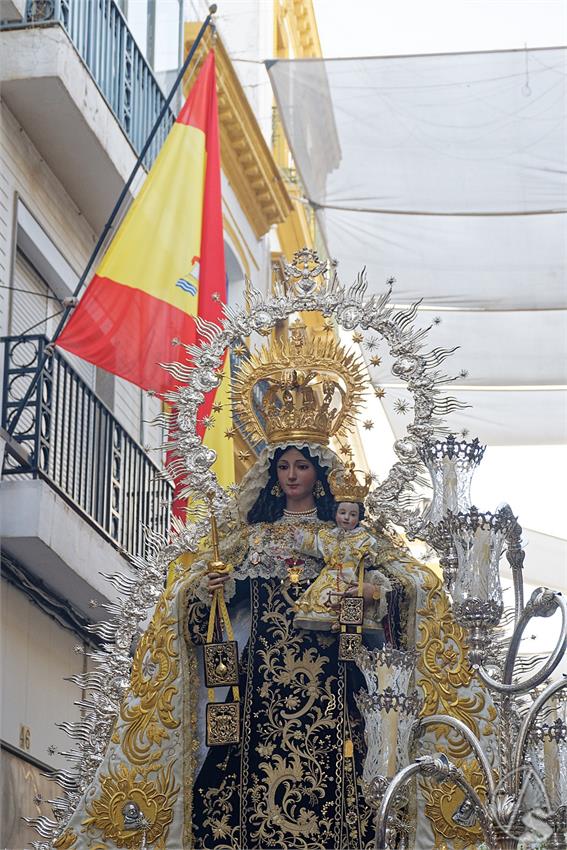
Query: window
10 200 95 388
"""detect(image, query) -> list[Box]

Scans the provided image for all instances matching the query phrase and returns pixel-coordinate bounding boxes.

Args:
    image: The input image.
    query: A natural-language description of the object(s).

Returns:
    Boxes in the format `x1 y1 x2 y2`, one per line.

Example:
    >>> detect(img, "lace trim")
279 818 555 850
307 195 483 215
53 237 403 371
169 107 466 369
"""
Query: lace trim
236 553 323 582
365 569 393 620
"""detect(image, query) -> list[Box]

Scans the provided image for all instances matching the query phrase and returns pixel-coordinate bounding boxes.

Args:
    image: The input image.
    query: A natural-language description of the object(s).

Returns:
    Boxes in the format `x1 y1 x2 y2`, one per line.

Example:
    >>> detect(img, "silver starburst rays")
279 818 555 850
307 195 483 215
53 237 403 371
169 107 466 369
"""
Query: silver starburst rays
31 248 466 847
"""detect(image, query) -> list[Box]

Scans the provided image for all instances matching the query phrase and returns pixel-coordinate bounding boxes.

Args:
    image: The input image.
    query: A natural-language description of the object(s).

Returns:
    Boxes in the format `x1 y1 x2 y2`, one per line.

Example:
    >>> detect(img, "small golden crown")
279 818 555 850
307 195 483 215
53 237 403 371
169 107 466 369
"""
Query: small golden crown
328 463 372 503
232 321 367 446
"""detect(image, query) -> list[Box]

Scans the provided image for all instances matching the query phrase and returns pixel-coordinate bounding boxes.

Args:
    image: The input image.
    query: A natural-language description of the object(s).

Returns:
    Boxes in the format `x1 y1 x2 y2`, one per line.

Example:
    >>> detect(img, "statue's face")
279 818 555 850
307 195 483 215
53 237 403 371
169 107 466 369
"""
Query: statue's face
336 502 360 530
276 448 317 502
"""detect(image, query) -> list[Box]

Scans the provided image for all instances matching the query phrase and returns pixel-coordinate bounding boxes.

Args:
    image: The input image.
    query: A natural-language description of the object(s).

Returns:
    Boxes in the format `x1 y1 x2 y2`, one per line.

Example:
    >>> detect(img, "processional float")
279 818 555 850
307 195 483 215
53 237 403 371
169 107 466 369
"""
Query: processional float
28 250 566 850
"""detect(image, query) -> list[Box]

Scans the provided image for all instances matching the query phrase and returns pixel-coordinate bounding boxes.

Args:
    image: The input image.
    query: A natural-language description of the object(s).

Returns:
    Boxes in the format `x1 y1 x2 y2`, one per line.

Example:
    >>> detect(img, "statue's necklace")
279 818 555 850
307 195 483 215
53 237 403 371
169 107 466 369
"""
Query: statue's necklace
283 507 318 519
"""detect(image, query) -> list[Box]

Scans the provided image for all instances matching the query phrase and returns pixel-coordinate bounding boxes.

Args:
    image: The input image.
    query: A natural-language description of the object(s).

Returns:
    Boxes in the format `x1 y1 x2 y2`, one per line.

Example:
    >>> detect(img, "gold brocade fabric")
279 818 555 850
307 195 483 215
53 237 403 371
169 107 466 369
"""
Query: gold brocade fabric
188 573 376 849
291 525 392 629
52 523 495 850
415 569 497 849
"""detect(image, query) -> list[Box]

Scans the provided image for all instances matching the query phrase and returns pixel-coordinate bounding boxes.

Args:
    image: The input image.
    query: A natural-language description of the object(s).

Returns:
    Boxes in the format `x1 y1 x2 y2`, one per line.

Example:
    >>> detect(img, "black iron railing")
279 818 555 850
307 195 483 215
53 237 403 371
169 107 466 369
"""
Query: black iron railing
0 0 176 167
1 335 172 559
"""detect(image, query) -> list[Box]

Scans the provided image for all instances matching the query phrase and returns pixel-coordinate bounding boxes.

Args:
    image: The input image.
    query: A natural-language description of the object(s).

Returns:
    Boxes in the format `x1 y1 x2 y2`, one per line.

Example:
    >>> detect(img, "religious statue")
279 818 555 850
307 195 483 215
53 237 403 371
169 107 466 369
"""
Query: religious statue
183 326 416 848
37 251 497 850
292 465 392 632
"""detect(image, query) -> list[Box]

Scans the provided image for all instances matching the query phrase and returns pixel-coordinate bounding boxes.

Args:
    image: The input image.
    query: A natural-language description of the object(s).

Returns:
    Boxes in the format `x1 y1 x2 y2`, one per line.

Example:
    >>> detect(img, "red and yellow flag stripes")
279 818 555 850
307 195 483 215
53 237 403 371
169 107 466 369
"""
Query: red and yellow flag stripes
57 51 226 396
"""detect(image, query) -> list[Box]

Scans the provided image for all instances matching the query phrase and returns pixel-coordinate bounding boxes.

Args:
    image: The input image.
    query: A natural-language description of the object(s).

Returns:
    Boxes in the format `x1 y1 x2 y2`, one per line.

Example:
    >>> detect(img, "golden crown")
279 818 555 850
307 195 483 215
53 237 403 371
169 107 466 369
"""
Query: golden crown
327 463 373 503
232 322 367 446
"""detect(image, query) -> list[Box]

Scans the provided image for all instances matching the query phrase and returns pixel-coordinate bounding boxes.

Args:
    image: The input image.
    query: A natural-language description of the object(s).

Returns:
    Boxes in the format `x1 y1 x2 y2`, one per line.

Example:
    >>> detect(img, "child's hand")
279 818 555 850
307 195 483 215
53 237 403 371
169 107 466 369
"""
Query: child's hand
342 582 378 607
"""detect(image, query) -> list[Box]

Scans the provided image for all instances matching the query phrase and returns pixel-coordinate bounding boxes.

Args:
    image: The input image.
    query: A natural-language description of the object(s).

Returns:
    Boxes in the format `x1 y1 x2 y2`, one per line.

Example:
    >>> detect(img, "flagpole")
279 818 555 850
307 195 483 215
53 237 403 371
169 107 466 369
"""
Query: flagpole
6 5 217 438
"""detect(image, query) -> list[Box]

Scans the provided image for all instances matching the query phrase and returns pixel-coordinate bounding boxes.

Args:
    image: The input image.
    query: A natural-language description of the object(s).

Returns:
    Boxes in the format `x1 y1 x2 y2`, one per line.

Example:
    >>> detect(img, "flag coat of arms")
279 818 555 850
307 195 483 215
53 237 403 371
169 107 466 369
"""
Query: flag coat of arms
57 51 225 396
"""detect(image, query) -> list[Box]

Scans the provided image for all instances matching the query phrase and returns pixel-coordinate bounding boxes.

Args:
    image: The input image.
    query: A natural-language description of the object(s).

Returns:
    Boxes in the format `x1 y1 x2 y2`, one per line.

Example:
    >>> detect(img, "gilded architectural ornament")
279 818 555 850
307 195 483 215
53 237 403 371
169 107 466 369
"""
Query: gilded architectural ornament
183 25 293 238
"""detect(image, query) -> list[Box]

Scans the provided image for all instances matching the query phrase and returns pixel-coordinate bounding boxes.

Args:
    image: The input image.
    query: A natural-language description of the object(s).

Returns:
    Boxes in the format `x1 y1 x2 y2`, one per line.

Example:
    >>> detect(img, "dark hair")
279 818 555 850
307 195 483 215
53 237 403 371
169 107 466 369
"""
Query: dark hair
333 500 365 522
247 446 335 524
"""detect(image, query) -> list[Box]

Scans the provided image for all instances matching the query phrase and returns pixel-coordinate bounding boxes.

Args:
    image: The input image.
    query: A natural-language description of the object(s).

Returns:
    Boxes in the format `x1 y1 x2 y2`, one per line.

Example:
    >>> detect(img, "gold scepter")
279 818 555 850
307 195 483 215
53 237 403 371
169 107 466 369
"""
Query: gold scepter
203 493 240 746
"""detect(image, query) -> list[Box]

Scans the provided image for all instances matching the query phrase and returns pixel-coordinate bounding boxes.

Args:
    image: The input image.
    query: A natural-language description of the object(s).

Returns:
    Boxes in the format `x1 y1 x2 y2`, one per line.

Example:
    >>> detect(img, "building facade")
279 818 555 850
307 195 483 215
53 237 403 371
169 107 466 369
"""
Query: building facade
0 1 323 845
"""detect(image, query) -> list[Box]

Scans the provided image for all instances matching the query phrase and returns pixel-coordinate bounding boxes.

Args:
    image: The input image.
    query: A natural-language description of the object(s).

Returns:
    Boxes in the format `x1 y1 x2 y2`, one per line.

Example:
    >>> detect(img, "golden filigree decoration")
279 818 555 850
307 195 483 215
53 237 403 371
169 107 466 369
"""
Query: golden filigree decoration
416 568 497 848
83 762 178 849
52 831 77 849
121 592 180 766
328 462 372 503
416 569 492 752
421 757 489 849
232 327 367 446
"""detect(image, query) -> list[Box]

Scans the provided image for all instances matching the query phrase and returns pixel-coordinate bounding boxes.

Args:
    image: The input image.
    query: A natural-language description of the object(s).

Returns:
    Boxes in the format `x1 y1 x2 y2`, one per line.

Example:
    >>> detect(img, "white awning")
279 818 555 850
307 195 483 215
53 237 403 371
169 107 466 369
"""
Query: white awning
268 47 567 446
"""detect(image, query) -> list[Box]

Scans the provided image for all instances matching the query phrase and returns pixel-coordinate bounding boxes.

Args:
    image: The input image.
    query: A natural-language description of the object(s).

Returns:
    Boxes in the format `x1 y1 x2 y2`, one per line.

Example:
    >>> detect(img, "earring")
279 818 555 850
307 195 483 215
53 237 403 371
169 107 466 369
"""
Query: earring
271 482 283 497
312 481 325 499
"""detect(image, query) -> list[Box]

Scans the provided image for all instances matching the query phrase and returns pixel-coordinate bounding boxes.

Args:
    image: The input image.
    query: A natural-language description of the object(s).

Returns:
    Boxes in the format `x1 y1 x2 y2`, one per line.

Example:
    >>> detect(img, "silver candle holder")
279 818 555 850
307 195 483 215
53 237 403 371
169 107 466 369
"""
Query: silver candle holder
417 435 486 589
354 646 421 810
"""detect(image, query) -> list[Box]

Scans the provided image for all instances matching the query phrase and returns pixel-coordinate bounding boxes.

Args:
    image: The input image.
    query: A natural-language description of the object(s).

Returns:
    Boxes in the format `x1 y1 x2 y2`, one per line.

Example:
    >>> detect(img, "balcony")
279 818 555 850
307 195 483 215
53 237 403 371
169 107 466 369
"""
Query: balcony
0 0 175 231
1 335 172 613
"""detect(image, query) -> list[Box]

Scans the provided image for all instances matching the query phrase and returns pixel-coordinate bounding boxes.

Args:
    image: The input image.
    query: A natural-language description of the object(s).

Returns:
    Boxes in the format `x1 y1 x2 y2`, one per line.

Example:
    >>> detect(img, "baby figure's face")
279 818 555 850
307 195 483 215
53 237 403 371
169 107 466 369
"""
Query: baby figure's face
335 502 360 531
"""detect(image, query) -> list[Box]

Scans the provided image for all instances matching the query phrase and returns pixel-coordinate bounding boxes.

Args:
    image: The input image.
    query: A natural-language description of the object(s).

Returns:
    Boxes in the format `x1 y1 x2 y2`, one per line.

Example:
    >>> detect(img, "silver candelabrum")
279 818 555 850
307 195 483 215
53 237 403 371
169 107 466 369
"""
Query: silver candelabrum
363 435 567 850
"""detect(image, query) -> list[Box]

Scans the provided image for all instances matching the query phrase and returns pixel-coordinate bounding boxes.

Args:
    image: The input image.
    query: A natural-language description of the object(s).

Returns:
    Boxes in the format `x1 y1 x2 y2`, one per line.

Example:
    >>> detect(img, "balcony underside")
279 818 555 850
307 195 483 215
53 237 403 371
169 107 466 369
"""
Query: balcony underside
0 25 138 232
0 478 135 618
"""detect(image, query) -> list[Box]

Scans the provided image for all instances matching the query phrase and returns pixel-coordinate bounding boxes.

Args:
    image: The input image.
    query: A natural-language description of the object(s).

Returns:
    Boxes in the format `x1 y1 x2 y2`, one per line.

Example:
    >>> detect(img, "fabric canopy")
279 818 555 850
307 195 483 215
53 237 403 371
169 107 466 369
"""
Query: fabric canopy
268 47 567 445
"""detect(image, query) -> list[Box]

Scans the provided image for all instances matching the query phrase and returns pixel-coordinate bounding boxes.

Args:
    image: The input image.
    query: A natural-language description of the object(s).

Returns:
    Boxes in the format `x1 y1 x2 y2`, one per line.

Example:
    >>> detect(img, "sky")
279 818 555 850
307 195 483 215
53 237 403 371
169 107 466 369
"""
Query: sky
313 0 567 58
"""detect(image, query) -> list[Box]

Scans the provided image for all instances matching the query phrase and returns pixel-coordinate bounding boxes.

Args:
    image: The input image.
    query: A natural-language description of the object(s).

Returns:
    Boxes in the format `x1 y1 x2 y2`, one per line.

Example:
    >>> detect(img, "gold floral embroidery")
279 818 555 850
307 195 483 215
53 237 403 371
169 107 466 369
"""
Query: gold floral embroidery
416 567 496 848
189 528 424 849
198 773 240 843
181 577 205 850
192 570 360 850
247 580 342 848
78 580 183 849
83 762 178 849
416 568 493 748
52 830 77 849
121 592 180 766
421 758 489 849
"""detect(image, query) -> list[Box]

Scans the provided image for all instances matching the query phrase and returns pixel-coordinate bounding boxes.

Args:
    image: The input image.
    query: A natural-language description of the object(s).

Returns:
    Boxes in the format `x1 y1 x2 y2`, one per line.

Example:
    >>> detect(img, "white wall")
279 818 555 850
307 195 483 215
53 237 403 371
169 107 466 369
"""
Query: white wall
0 101 150 445
186 0 275 144
0 102 94 337
1 579 87 771
221 172 272 298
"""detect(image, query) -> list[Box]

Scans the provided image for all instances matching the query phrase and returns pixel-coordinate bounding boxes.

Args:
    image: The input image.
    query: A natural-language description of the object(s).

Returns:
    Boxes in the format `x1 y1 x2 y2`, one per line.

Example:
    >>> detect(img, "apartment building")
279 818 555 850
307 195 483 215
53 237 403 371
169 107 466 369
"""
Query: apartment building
0 1 322 845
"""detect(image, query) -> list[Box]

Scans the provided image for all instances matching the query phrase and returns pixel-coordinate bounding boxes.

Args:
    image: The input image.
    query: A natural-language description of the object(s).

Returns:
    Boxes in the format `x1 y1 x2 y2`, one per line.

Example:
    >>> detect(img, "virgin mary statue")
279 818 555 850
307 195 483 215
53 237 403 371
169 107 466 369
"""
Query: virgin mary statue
41 271 495 850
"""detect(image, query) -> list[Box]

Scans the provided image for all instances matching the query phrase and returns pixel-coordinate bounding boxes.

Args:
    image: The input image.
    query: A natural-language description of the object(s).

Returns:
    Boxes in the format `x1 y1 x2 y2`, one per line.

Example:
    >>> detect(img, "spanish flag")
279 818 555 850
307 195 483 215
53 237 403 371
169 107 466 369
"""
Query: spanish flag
57 51 225 396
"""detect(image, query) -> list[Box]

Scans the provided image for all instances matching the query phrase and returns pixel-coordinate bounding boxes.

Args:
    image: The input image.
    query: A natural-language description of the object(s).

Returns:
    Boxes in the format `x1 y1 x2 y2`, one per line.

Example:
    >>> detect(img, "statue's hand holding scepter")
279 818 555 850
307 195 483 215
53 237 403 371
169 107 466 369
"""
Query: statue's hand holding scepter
206 492 233 596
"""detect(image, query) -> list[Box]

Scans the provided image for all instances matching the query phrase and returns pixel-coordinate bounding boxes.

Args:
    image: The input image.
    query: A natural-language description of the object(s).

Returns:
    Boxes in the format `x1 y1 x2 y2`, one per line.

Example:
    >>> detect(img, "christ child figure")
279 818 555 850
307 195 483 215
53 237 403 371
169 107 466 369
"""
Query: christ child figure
293 500 391 631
